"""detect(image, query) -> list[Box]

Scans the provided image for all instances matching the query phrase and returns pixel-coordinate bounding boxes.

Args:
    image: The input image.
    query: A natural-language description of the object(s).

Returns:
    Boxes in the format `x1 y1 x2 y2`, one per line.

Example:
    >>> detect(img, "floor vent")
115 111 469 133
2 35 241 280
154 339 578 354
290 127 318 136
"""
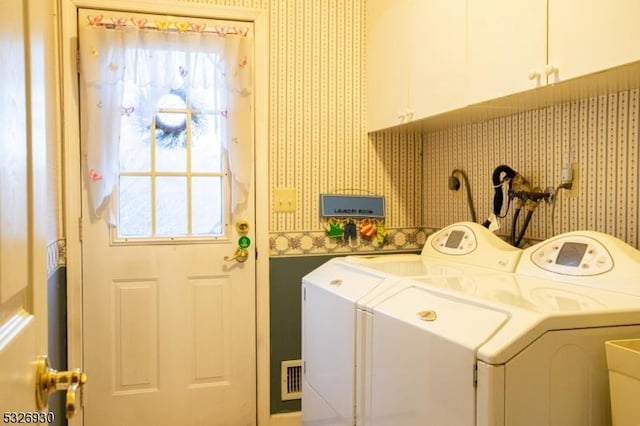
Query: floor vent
281 360 303 400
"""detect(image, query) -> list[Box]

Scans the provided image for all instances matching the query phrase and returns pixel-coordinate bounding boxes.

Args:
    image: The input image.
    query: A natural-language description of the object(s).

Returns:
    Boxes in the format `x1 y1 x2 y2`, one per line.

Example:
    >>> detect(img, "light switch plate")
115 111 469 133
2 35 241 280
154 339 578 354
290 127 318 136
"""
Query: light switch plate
273 188 297 212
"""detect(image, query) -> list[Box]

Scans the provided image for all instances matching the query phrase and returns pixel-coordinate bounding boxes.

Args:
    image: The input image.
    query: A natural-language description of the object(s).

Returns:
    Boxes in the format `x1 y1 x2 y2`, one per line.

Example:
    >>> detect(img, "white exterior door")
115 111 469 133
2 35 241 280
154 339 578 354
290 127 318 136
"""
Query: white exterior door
79 11 257 426
0 0 52 419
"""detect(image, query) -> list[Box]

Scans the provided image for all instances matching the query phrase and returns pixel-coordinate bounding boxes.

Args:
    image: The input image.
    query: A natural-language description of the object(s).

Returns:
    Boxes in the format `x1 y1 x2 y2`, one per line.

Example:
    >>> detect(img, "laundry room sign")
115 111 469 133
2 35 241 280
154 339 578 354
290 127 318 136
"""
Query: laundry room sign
320 194 385 218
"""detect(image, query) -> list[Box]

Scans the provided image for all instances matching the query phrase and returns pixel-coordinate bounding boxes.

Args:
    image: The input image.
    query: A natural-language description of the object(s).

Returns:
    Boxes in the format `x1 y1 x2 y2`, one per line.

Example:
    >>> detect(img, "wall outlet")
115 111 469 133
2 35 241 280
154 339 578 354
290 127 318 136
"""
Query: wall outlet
273 188 297 212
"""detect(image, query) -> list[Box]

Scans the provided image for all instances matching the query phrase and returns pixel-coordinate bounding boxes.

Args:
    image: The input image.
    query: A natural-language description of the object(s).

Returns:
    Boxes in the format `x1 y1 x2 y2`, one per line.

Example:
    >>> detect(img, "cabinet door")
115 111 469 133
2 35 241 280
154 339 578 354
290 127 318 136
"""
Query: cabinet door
467 0 546 105
366 0 411 132
409 0 467 119
548 0 640 82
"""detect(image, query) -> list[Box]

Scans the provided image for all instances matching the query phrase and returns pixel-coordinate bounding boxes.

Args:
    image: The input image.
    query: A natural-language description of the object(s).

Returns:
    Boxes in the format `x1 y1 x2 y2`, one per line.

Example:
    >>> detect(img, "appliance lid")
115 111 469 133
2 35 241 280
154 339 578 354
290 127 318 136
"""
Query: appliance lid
342 255 496 277
373 274 640 364
372 285 510 350
302 258 387 302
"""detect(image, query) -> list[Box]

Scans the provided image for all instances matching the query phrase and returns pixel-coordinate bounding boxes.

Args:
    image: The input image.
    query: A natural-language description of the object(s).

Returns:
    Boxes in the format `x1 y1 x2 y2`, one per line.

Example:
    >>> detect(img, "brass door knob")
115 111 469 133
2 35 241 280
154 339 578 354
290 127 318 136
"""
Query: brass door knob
35 356 87 419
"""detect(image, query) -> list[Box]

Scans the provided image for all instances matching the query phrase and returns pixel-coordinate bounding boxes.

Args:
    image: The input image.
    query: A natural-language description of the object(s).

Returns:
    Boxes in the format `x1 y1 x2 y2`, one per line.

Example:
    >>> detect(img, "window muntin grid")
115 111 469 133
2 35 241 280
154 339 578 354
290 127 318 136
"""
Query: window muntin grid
115 62 228 242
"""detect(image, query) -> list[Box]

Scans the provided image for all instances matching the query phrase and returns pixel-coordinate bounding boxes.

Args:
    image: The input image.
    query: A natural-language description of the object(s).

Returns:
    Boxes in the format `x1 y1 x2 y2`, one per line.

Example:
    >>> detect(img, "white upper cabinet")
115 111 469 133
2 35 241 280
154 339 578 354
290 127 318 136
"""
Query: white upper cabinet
548 0 640 83
366 0 466 132
367 0 411 132
409 0 467 122
467 0 546 105
367 0 640 131
468 0 640 106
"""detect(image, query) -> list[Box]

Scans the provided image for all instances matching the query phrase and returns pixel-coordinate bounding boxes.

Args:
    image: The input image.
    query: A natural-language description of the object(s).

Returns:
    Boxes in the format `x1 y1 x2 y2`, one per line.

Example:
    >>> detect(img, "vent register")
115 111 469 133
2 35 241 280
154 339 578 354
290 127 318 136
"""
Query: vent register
281 360 303 400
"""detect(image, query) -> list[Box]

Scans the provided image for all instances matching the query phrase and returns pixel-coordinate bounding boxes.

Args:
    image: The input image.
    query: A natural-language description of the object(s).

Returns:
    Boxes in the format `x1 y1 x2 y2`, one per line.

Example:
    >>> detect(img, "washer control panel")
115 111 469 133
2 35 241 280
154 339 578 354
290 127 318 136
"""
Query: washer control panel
431 226 477 255
530 235 613 276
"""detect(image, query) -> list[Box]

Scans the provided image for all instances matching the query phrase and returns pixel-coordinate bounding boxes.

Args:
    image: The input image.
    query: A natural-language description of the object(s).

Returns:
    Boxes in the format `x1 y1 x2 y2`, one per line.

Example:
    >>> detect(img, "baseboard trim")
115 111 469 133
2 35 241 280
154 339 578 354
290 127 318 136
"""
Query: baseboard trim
269 412 301 426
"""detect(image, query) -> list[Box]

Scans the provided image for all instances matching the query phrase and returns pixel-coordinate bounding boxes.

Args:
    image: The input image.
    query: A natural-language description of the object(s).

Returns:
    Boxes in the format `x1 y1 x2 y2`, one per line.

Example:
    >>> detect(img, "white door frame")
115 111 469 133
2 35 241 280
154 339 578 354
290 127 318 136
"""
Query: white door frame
59 1 270 424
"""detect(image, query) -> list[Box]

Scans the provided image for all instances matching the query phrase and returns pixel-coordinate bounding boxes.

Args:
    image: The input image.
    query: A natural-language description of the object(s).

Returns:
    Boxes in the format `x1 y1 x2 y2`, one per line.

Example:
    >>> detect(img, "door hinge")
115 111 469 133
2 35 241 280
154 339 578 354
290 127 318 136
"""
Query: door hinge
76 43 80 74
78 217 83 242
303 286 306 301
473 363 478 388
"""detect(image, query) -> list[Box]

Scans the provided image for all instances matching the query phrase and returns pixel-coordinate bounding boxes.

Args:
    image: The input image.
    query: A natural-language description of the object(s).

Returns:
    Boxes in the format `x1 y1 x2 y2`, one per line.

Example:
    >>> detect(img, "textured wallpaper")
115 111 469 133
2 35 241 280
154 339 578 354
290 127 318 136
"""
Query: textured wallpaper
424 89 640 249
266 0 424 232
266 0 428 254
179 0 427 255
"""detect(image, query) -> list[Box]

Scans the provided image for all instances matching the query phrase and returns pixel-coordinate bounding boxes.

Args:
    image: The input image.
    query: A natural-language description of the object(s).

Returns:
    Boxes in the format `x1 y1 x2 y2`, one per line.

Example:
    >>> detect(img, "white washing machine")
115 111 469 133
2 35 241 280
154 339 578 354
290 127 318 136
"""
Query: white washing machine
364 230 640 426
301 222 522 426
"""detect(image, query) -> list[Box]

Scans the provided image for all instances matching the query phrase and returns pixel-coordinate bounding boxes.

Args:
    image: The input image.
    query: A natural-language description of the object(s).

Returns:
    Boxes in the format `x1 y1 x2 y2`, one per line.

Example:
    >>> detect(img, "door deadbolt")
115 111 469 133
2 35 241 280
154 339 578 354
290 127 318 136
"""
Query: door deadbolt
236 220 250 235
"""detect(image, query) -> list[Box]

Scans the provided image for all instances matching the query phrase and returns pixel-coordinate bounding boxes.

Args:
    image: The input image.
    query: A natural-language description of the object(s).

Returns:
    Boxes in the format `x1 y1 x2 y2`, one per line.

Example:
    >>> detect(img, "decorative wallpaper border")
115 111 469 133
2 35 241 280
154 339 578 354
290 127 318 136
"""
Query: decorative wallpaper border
49 230 538 263
269 227 428 256
268 227 541 257
47 239 66 277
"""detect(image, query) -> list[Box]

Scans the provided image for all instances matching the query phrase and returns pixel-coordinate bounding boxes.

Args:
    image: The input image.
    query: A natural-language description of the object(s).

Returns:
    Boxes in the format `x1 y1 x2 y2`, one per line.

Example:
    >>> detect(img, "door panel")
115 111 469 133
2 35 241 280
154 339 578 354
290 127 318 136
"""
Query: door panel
0 0 49 417
82 206 257 426
80 9 256 426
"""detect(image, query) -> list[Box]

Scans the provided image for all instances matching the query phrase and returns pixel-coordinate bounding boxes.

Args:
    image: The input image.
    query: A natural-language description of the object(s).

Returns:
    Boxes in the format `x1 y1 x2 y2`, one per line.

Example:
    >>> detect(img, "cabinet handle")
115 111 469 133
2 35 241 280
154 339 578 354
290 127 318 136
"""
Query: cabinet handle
528 70 541 80
545 64 559 76
405 109 414 121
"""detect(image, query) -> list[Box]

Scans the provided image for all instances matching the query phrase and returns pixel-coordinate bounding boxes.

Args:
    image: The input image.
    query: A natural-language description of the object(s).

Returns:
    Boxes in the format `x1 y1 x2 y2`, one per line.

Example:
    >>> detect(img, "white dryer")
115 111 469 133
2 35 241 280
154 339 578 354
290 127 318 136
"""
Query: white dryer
301 222 522 426
364 230 640 426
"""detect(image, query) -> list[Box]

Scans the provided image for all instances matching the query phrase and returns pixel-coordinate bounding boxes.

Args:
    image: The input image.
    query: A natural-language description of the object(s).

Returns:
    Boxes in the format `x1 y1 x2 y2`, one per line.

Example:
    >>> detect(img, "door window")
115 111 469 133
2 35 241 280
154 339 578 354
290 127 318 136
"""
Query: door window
78 10 254 244
117 73 226 240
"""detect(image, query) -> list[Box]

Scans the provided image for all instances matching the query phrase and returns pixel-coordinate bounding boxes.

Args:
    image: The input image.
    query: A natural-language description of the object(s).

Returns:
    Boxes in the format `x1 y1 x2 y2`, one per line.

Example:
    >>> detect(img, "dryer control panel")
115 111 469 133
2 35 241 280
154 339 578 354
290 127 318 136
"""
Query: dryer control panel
517 230 640 294
423 222 523 273
529 235 613 276
430 227 477 255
